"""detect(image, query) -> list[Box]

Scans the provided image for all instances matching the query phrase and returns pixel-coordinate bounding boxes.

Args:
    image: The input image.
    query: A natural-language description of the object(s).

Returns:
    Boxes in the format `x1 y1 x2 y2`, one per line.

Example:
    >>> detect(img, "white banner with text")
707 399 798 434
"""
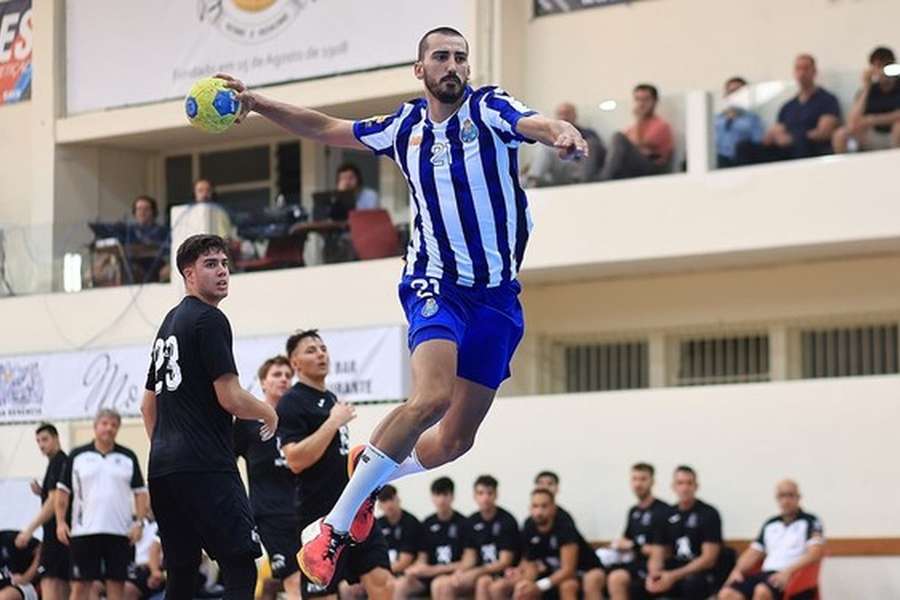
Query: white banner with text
0 326 409 424
65 0 465 114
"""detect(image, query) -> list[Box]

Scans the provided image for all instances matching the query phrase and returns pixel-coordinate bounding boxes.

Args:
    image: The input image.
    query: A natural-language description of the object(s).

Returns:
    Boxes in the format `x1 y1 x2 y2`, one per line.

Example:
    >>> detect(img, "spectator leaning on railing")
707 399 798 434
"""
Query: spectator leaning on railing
736 54 841 164
526 102 606 187
715 77 765 168
599 84 674 181
832 46 900 154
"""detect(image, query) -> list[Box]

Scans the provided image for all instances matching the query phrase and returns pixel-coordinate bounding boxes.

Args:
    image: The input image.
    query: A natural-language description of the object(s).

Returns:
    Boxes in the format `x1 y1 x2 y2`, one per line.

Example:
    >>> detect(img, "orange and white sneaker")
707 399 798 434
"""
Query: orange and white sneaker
297 518 349 588
346 445 379 544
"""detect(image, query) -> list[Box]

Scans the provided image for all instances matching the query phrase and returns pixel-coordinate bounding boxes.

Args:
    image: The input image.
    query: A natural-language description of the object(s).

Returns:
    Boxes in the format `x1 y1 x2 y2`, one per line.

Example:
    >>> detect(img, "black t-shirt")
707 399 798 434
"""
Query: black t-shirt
864 80 900 133
662 499 723 566
622 498 671 563
521 513 599 574
465 507 520 566
0 530 39 579
144 296 239 478
421 511 468 566
377 510 423 565
233 417 295 518
276 382 350 526
41 450 68 541
777 87 842 155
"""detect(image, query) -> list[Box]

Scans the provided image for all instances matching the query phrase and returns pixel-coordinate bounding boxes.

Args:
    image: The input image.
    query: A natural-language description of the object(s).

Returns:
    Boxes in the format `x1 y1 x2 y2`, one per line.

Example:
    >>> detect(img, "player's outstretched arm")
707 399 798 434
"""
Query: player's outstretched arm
517 115 589 160
213 373 278 437
141 389 156 439
216 72 366 150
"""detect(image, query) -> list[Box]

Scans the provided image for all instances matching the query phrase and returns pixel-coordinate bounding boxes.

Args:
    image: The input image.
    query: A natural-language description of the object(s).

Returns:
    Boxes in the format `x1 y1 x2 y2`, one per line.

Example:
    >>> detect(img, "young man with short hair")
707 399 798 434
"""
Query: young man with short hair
218 26 589 586
234 356 299 600
276 330 392 600
141 234 277 600
433 475 519 600
394 477 469 599
16 423 69 600
833 46 900 153
375 486 422 577
599 83 674 180
605 463 674 600
55 409 149 600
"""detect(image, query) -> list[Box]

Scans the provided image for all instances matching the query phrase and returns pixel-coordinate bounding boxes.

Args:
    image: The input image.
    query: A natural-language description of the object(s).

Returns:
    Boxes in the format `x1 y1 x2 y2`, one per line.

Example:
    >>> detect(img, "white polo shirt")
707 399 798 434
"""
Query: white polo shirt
58 442 147 537
751 510 824 572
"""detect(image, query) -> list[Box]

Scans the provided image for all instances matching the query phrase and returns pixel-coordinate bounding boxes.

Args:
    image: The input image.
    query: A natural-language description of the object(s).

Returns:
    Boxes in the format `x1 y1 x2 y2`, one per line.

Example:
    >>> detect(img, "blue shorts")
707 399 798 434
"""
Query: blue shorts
398 276 525 390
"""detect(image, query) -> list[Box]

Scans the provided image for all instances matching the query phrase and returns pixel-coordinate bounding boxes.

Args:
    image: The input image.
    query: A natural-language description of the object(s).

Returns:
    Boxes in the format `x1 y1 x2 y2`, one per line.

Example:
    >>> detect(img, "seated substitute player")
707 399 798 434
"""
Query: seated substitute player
376 486 423 576
234 356 300 600
0 529 40 600
217 25 590 588
533 471 574 525
141 234 278 600
432 475 519 600
642 466 723 600
488 488 601 600
719 480 824 600
393 477 469 599
124 519 164 600
276 330 393 600
605 463 673 600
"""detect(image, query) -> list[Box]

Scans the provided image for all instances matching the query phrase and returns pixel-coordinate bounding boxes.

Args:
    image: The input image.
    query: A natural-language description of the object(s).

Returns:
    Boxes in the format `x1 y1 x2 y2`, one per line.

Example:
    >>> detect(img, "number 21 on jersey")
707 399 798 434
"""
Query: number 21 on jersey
152 336 182 393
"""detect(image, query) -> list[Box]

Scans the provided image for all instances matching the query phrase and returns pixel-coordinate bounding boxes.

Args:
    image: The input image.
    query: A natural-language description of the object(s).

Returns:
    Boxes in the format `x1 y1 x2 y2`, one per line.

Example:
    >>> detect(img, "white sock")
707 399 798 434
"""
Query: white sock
383 449 427 483
324 444 399 533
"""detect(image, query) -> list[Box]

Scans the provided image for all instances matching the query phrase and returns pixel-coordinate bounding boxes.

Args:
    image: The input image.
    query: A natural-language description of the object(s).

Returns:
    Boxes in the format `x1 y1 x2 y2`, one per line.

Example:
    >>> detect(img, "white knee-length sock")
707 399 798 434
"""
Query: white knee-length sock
324 444 399 533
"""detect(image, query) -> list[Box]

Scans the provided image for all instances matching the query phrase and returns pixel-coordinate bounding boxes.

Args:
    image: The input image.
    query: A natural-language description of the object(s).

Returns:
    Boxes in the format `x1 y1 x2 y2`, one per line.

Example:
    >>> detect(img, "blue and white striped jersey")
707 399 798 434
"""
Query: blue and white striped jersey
353 85 538 288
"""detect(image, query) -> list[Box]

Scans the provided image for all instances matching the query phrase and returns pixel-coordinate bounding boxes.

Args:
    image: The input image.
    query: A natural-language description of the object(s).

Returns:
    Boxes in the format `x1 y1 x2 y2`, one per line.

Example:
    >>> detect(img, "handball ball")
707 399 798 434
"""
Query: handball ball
184 77 241 134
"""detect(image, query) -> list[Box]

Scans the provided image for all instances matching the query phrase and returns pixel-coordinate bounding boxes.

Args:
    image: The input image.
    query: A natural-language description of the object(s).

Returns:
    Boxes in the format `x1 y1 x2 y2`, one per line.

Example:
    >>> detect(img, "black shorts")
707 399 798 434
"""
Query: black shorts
38 537 70 581
149 471 262 568
300 524 390 599
627 563 716 600
256 514 301 580
730 572 783 600
70 534 131 582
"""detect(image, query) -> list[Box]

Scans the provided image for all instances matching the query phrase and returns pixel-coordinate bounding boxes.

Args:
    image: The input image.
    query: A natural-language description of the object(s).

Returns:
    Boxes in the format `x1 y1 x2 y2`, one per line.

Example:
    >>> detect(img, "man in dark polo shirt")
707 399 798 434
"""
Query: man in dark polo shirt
643 466 723 600
276 329 392 600
737 54 841 163
15 423 69 600
833 46 900 153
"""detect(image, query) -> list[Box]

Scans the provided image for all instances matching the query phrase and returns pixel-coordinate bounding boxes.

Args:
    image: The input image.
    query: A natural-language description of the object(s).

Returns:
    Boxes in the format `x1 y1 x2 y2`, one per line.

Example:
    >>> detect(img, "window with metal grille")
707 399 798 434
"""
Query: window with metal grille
676 334 769 386
564 341 648 392
801 324 899 379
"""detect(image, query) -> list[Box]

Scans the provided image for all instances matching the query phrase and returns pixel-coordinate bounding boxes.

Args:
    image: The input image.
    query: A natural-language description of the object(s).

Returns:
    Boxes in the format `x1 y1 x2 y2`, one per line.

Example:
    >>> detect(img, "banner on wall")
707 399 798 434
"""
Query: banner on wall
0 326 409 424
0 0 32 105
65 0 465 114
533 0 636 18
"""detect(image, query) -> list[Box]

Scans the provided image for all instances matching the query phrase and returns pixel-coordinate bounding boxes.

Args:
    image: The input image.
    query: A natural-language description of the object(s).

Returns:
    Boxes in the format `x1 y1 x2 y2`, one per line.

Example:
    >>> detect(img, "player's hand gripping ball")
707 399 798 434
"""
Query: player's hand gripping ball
184 77 241 133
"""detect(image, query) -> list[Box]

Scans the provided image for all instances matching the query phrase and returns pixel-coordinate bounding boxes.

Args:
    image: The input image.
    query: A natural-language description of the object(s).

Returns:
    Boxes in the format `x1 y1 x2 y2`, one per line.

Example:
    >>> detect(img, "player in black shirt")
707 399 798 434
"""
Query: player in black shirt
15 423 68 600
0 529 41 600
275 330 392 600
374 485 422 576
394 477 468 599
605 463 672 600
490 488 600 600
534 470 575 526
234 355 299 600
643 466 722 600
141 234 277 600
431 475 519 600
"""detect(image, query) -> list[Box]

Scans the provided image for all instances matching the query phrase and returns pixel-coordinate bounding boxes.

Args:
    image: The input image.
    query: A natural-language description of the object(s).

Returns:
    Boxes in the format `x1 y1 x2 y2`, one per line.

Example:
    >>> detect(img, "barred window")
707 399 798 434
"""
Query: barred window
564 341 648 392
801 324 898 379
676 334 769 386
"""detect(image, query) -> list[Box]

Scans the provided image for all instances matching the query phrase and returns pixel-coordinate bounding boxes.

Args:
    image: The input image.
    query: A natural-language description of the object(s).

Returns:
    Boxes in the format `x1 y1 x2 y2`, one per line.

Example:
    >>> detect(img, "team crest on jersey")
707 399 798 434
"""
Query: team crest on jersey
460 118 478 143
421 298 439 318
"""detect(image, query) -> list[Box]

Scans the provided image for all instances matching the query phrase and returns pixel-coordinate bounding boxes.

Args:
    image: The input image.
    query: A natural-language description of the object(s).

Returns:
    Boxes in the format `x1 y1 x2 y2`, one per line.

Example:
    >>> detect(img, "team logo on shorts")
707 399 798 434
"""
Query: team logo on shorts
421 298 439 318
460 118 478 143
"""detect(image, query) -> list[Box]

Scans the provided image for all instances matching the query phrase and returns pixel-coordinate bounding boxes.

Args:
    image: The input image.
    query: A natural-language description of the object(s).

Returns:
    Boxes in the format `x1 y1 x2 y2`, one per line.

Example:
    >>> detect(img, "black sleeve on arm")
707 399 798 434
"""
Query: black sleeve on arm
47 454 66 490
498 514 520 552
276 396 311 445
128 449 146 489
57 452 73 493
702 507 723 544
196 309 238 381
556 518 578 546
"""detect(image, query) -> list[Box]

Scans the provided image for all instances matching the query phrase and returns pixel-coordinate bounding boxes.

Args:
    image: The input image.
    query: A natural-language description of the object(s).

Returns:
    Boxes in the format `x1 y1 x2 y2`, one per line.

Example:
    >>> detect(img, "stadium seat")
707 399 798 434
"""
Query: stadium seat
784 559 822 600
236 235 305 272
347 209 401 260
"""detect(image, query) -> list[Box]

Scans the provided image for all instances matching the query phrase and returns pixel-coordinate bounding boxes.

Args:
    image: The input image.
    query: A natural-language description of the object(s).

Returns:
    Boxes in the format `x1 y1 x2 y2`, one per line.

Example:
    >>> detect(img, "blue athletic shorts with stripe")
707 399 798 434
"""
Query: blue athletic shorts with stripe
398 276 525 390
